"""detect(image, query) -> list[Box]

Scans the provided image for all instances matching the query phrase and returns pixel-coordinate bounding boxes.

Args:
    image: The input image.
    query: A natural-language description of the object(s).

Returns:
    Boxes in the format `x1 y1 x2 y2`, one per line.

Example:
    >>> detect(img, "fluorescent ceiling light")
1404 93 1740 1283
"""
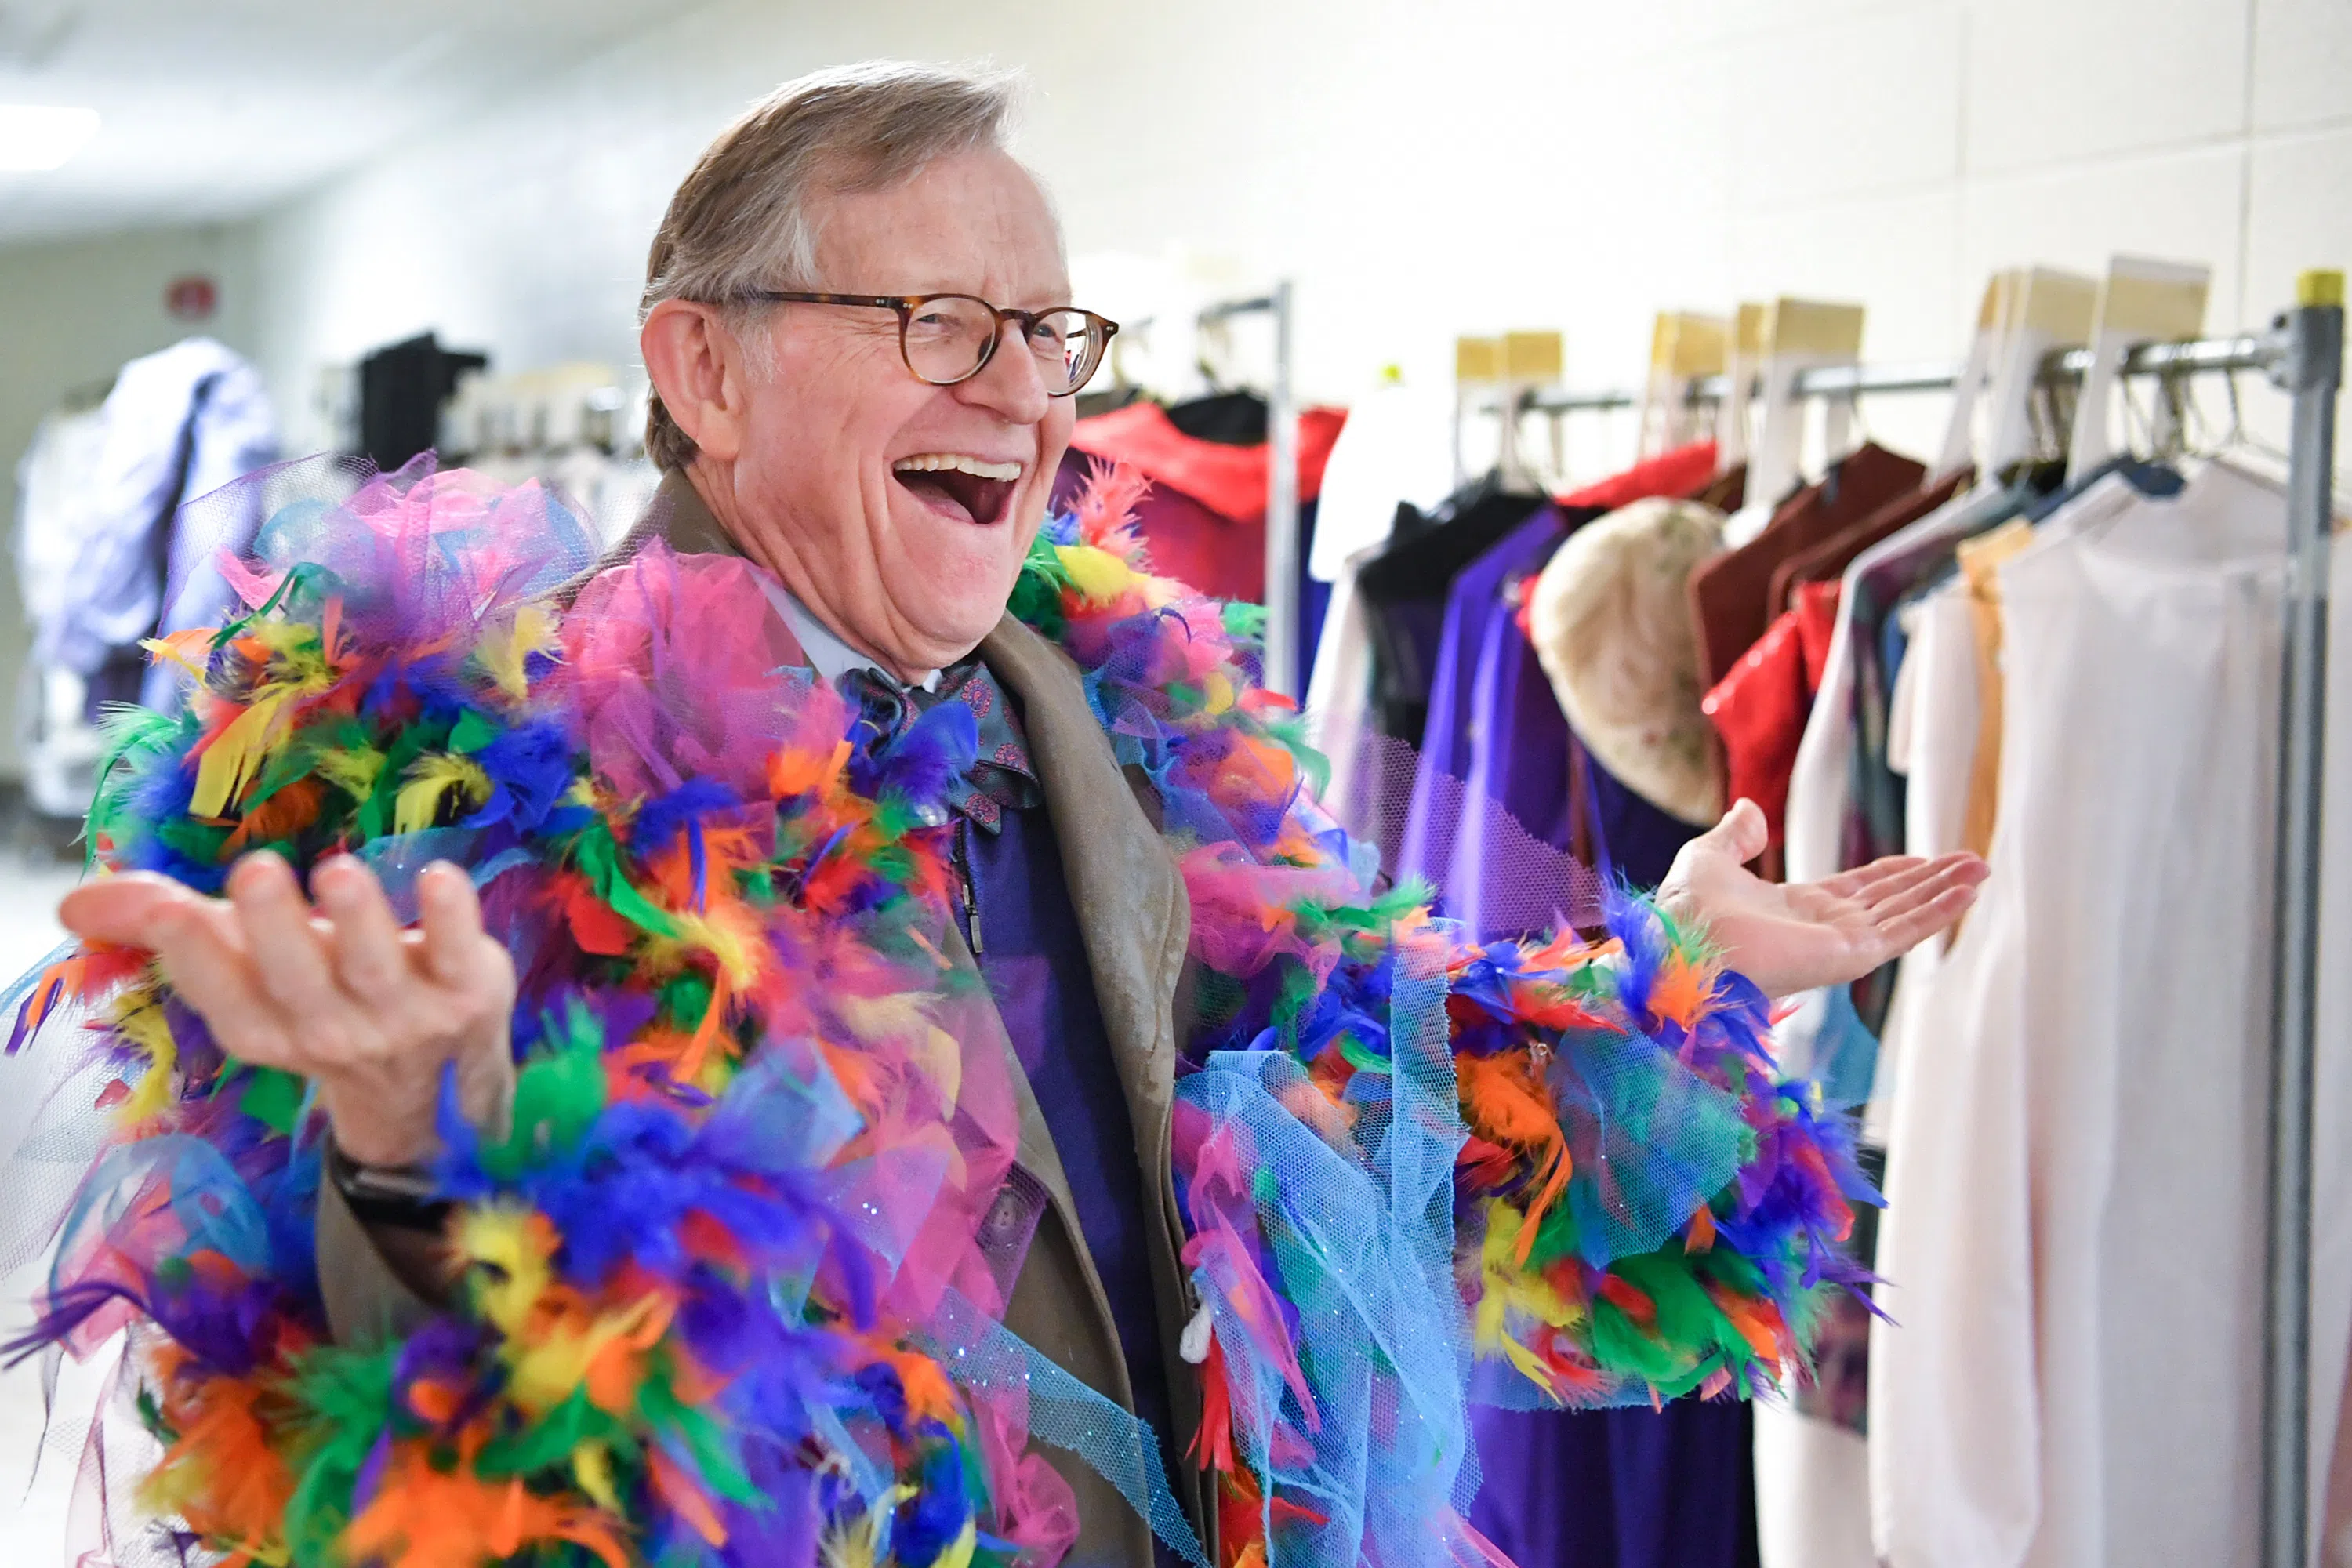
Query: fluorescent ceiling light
0 104 100 171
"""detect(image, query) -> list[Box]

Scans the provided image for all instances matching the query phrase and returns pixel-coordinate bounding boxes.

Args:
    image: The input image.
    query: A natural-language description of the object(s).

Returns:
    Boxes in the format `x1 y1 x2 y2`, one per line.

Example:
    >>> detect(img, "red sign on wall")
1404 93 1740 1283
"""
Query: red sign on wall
165 274 217 321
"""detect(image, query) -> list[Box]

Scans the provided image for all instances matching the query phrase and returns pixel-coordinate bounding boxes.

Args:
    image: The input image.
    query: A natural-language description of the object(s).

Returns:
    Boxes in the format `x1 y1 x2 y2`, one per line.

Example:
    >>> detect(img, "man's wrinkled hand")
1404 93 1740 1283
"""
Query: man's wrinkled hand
59 852 516 1168
1656 798 1988 1000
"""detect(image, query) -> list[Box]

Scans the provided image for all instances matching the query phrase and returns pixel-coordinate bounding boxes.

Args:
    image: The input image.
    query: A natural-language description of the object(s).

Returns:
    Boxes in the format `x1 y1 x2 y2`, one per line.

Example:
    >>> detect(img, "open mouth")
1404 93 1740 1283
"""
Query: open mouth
891 453 1022 527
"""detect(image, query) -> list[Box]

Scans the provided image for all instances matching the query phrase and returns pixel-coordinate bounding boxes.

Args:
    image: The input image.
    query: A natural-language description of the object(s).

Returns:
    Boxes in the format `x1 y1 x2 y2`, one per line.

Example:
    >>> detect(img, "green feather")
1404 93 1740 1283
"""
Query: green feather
238 1067 307 1137
639 1374 762 1504
479 998 609 1181
572 818 683 940
279 1340 403 1561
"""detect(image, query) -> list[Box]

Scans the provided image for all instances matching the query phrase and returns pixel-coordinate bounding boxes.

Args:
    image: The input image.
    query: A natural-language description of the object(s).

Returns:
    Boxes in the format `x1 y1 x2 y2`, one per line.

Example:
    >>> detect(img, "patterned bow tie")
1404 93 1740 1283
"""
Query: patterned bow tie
837 659 1040 833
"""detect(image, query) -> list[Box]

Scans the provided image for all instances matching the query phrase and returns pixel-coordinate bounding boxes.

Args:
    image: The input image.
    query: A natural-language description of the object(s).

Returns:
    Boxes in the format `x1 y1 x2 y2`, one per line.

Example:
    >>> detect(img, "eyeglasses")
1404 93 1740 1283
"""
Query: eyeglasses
738 290 1120 397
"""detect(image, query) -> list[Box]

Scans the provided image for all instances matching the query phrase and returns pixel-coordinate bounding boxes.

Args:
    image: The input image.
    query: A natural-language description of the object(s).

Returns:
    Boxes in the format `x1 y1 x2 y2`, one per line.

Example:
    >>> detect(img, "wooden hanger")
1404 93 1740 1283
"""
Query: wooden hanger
1637 312 1728 460
1749 296 1865 506
1980 267 2097 473
1715 302 1767 477
1933 270 2014 481
2066 256 2210 481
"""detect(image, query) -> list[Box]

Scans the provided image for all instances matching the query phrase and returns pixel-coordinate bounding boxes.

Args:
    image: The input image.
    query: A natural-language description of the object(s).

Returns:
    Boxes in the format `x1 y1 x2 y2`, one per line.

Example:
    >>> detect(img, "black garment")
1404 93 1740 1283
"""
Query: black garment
1352 481 1548 743
358 333 488 471
1162 389 1268 445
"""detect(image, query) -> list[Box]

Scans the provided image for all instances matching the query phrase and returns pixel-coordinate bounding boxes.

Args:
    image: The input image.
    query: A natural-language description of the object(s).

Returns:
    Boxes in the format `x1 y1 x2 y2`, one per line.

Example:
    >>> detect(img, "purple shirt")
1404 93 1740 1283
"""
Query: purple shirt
962 803 1177 1460
1399 510 1757 1568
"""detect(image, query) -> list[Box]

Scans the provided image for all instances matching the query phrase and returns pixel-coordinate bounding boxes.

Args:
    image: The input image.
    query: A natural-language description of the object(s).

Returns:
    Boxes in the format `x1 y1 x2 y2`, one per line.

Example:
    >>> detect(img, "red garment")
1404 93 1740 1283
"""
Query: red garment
1687 443 1925 693
1795 579 1841 691
1557 440 1719 511
1700 579 1842 848
1068 401 1347 523
1050 452 1263 602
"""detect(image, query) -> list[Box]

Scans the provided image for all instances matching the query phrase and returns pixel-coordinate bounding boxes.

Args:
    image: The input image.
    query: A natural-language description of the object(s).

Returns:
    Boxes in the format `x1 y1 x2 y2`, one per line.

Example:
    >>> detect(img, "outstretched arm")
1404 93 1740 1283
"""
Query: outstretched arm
1657 797 1987 999
59 851 516 1167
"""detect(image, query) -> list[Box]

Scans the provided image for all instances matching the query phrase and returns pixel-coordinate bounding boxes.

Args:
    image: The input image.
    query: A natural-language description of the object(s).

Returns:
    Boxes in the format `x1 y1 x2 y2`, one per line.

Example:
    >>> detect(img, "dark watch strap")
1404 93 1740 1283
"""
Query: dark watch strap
324 1139 455 1233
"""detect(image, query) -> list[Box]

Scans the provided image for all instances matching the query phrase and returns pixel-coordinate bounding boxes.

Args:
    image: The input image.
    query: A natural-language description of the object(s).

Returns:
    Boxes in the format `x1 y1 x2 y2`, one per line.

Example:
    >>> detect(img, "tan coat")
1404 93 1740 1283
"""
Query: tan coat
317 474 1210 1565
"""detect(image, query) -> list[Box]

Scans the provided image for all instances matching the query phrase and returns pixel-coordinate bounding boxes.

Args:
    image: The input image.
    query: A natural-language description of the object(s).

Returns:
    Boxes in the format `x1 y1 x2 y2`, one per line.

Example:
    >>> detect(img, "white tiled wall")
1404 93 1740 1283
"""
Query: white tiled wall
218 0 2350 469
0 0 2347 783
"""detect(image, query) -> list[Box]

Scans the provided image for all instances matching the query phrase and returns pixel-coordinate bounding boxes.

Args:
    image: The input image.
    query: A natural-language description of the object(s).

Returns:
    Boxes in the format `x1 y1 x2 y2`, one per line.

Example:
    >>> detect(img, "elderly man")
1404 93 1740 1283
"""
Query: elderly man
53 61 1984 1568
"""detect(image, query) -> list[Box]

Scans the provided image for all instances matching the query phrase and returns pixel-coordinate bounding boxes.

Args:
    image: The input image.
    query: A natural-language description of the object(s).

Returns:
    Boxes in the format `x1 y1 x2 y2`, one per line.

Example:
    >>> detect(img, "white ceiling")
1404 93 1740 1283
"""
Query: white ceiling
0 0 687 244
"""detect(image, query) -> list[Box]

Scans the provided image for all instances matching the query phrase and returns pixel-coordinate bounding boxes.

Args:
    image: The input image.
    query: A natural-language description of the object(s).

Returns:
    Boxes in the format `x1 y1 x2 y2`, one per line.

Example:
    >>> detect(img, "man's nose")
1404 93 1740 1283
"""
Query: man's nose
957 321 1051 423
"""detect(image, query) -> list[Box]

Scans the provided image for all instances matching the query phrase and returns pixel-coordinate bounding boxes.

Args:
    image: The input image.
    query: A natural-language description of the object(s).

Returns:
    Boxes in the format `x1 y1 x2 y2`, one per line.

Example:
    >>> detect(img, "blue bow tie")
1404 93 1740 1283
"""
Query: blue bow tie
837 659 1040 833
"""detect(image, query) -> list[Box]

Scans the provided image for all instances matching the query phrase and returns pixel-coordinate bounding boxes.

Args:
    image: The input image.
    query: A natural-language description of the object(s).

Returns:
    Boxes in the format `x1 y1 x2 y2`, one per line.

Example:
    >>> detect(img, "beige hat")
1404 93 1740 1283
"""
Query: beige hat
1526 497 1727 826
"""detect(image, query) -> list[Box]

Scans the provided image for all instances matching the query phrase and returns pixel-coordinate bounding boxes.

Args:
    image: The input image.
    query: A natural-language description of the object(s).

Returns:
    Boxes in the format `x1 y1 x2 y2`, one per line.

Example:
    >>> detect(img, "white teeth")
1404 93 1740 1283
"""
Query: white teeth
892 453 1022 482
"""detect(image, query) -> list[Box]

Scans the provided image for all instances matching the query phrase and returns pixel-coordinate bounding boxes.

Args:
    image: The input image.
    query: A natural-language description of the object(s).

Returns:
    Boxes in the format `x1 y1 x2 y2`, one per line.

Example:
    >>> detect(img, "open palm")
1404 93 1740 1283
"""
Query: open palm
1657 799 1989 1000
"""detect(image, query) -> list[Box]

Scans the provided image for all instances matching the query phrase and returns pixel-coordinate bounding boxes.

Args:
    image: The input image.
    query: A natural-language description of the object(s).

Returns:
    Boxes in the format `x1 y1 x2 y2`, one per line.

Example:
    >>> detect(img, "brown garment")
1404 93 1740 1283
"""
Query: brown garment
1766 466 1974 620
318 472 1210 1566
1693 462 1748 513
1686 442 1927 694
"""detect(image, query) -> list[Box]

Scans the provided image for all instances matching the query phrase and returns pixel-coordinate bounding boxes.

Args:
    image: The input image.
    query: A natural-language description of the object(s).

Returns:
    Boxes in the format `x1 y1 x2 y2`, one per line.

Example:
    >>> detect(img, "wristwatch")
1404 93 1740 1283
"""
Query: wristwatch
324 1139 454 1232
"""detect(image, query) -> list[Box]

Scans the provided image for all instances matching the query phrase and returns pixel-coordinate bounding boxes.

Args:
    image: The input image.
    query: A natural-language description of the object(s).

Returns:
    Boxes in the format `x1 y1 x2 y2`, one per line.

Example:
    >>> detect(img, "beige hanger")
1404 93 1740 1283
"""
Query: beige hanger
1749 296 1865 504
2066 256 2210 481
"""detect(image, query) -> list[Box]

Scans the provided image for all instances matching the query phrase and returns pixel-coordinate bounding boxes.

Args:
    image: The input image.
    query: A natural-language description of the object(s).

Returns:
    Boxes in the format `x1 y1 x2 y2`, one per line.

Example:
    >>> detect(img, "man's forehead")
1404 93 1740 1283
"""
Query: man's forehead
808 154 1069 301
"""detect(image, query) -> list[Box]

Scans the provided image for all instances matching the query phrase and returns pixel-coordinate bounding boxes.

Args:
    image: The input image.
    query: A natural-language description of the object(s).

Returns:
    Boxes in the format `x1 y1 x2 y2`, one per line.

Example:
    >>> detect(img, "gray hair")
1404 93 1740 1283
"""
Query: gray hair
639 60 1023 472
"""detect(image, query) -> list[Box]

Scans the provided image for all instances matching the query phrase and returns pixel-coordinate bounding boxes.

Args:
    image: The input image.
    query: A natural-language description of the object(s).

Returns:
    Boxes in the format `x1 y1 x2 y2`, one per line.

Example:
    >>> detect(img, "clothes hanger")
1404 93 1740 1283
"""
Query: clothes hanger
1637 311 1728 461
2065 256 2211 483
1715 302 1766 479
1748 296 1864 505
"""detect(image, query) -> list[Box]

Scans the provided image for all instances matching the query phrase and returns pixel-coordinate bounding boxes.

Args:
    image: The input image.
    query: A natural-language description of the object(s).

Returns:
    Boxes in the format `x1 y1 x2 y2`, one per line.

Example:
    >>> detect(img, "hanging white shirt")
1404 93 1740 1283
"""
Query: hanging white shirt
1868 460 2352 1566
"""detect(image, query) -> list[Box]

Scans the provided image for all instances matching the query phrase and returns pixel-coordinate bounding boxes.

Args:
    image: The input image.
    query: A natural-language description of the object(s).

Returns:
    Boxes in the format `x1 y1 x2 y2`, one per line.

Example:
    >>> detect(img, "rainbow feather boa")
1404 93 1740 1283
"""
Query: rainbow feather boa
7 458 1875 1568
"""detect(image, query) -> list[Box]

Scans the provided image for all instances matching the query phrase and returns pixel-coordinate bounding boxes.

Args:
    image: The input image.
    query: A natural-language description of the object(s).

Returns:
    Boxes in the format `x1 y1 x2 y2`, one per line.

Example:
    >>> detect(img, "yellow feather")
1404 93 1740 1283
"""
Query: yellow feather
140 629 216 680
1054 543 1134 604
111 988 180 1127
572 1442 622 1515
453 1207 550 1338
393 753 492 837
837 993 924 1047
666 907 760 989
506 1295 665 1417
1476 1200 1583 1394
191 686 306 818
311 746 385 802
478 602 558 700
818 1485 912 1568
936 1517 979 1568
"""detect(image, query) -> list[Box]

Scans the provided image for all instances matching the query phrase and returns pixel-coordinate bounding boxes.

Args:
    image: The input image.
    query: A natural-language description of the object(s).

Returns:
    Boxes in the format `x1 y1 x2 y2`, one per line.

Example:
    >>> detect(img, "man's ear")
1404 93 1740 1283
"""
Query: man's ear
641 300 757 463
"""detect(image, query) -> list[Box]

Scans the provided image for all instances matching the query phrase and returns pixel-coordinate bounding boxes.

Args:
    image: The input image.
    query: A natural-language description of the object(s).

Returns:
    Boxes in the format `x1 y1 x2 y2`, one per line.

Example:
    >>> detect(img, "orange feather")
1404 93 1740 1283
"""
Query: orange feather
648 1446 728 1548
1454 1051 1572 1263
224 776 325 852
345 1439 633 1568
1646 953 1713 1029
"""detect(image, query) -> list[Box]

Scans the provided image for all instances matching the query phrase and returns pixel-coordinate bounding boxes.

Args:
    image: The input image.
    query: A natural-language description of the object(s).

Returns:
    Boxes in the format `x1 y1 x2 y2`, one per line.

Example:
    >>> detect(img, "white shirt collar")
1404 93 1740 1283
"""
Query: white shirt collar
755 575 942 692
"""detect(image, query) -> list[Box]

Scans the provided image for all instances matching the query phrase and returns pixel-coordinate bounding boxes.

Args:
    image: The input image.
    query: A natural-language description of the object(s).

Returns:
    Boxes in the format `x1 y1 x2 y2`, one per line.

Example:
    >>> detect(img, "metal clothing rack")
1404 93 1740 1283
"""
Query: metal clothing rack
1200 282 1300 697
1478 278 2343 1568
1500 332 2288 417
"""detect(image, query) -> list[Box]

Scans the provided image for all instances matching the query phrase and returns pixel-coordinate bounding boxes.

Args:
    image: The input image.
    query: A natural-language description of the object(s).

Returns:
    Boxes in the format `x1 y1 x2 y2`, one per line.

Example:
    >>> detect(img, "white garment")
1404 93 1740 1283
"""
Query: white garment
13 405 109 630
33 338 278 683
1719 499 1776 550
1305 379 1455 582
1862 580 1977 1148
1299 379 1455 815
754 576 941 691
1868 461 2352 1566
1755 482 2009 1568
1302 550 1377 813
